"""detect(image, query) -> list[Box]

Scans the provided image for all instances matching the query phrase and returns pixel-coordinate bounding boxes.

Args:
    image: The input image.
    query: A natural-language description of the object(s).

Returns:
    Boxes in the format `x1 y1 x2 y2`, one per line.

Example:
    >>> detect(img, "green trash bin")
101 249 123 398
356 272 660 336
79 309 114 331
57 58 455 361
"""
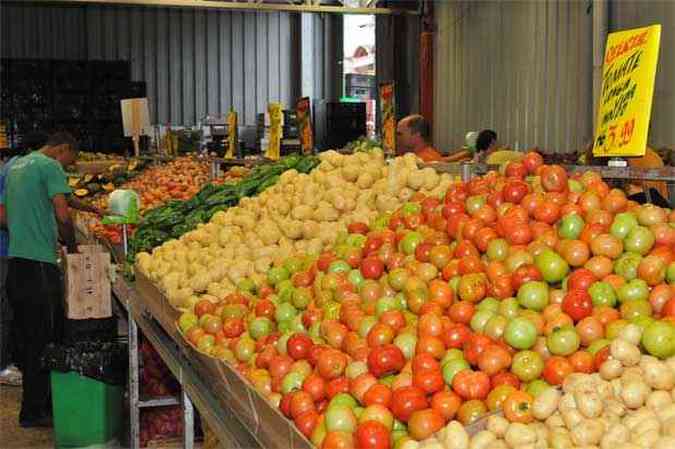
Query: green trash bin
51 371 123 448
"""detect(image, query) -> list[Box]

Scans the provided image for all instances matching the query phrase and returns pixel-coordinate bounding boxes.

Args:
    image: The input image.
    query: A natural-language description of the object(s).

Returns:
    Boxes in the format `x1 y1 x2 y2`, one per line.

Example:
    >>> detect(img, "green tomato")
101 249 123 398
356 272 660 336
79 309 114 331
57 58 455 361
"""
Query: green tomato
624 225 655 255
393 333 417 360
470 309 495 333
292 287 312 310
309 322 321 340
546 326 580 356
587 338 611 356
465 195 486 215
290 315 306 333
588 281 617 307
667 261 675 283
370 214 390 231
359 316 379 338
267 266 290 285
641 321 675 359
249 317 274 340
235 336 255 362
283 257 303 275
346 361 369 379
276 334 290 355
617 279 650 303
399 231 424 255
329 393 358 410
605 319 629 339
448 276 461 293
610 212 638 239
346 233 367 248
620 299 653 320
558 213 585 240
484 315 508 341
477 297 500 314
395 293 408 311
275 302 298 322
281 371 306 394
517 281 549 311
499 297 521 320
487 239 509 261
613 252 642 281
526 379 552 397
393 419 406 432
178 312 198 334
328 260 351 274
631 315 655 331
440 349 464 366
504 317 538 350
323 301 341 320
442 358 470 385
534 249 570 284
325 405 357 433
401 202 422 216
348 269 365 289
376 296 399 317
511 350 544 382
237 278 257 295
568 179 584 193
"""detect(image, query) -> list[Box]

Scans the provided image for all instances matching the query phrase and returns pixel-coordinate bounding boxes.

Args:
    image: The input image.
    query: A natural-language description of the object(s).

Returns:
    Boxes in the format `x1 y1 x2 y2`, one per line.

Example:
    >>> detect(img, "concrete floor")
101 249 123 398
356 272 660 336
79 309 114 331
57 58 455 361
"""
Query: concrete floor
0 385 54 449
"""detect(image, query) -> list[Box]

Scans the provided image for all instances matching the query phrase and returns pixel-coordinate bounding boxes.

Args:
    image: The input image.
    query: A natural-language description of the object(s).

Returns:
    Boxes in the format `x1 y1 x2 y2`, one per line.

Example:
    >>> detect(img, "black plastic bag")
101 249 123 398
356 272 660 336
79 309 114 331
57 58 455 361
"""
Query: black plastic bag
42 341 127 386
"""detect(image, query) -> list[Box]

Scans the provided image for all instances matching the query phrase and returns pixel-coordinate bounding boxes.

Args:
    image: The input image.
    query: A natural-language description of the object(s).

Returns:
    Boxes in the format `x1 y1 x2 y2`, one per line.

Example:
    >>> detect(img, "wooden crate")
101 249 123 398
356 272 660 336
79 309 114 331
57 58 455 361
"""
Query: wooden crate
74 160 124 175
64 245 112 319
134 271 181 340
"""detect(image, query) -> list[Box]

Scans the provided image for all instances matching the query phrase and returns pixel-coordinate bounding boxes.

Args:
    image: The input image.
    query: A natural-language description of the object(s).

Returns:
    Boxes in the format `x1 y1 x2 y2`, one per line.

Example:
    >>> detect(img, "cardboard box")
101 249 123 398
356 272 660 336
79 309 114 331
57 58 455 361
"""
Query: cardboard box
65 245 112 319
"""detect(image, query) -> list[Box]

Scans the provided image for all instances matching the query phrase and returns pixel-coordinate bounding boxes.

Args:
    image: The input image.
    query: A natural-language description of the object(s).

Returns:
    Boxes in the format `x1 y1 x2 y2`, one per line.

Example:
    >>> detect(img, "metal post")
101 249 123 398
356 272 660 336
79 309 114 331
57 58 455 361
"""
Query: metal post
122 224 129 257
460 163 472 182
128 313 140 449
592 0 609 129
182 390 195 449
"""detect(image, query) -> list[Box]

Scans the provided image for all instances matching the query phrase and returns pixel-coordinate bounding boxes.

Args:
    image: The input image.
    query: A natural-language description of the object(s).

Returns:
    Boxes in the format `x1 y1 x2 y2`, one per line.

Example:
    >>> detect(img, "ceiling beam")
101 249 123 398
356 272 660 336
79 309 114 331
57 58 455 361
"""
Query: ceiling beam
31 0 419 15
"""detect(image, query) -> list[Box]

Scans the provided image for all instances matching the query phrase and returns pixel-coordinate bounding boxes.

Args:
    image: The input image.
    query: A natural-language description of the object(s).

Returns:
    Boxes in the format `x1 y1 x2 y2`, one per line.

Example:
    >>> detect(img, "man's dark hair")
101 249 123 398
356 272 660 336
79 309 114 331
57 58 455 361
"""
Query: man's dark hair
476 129 497 152
45 131 79 153
406 115 431 142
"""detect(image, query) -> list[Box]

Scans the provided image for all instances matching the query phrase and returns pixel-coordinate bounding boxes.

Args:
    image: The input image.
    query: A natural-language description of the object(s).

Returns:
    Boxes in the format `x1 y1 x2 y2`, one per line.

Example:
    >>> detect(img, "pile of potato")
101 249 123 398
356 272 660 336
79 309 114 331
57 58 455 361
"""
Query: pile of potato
136 150 456 310
404 323 675 449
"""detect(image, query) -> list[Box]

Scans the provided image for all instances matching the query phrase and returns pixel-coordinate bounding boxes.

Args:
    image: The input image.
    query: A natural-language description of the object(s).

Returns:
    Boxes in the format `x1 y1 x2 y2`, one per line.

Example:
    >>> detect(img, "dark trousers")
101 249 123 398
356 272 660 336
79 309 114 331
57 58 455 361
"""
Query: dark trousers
0 256 13 369
7 257 64 420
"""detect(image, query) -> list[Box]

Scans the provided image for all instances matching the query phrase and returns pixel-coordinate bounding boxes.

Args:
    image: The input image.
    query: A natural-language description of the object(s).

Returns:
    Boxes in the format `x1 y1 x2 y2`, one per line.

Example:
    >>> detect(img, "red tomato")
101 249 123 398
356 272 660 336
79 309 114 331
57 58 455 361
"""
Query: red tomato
448 302 475 325
502 180 530 204
543 356 573 385
294 410 319 439
287 333 314 360
317 251 336 272
523 151 544 173
303 373 327 402
350 373 378 404
562 289 593 322
663 298 675 318
505 161 528 179
593 346 611 371
541 165 568 193
279 392 293 418
511 265 542 291
442 323 472 349
463 334 493 366
255 298 276 319
317 350 348 380
367 344 405 378
408 409 445 441
390 386 429 422
355 421 391 449
290 391 316 419
363 236 384 257
431 390 462 421
452 369 491 400
477 344 512 376
566 268 597 292
325 377 350 399
363 383 392 408
490 371 521 390
322 431 354 449
412 370 445 395
348 222 370 235
361 257 385 280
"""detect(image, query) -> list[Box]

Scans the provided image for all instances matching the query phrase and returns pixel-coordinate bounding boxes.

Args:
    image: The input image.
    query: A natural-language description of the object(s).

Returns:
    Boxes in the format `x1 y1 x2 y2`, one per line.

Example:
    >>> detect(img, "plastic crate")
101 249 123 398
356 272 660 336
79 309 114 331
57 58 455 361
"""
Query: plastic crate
51 371 123 448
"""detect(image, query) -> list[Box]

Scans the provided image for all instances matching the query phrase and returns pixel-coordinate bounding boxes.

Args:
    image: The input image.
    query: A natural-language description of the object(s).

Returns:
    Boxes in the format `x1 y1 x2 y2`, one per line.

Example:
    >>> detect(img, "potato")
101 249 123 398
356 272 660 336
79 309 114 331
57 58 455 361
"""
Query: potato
469 430 496 449
611 339 641 366
621 381 650 409
643 361 675 390
486 416 509 437
533 388 561 420
654 436 675 449
617 323 643 345
484 442 508 449
662 416 675 437
570 419 604 446
575 390 603 418
600 359 624 380
545 413 565 428
600 423 630 449
441 421 469 449
630 428 659 448
646 390 672 411
548 428 573 449
658 403 675 422
504 423 537 448
561 408 583 429
558 393 577 413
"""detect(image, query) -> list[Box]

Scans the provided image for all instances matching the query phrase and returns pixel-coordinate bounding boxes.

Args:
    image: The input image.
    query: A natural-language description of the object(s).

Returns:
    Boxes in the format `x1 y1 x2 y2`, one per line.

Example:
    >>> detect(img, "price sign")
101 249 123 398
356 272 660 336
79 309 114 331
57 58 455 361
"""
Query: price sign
379 81 396 155
225 110 238 159
593 25 661 157
265 102 283 161
296 97 313 154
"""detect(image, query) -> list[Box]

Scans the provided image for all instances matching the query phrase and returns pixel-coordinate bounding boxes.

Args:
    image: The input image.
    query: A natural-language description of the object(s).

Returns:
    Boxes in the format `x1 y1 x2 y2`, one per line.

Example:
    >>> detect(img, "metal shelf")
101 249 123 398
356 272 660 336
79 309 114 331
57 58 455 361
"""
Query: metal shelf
138 396 181 408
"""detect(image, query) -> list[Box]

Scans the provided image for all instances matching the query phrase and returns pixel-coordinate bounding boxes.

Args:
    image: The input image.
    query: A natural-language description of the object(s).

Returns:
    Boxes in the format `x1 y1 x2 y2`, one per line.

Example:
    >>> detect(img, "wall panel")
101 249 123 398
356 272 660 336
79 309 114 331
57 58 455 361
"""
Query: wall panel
433 1 593 153
1 2 298 127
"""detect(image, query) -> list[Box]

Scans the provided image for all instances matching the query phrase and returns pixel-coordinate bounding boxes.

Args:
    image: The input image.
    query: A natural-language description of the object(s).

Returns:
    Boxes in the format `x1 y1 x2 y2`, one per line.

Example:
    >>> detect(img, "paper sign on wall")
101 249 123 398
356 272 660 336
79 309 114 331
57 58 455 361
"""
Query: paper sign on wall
379 81 396 156
296 97 313 154
593 25 661 157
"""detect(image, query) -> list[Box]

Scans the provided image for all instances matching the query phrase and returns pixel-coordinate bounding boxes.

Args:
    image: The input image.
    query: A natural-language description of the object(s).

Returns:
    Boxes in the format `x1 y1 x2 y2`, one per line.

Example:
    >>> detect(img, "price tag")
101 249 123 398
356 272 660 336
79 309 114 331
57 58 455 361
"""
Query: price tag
225 110 238 159
296 97 313 154
379 81 396 156
265 103 283 161
593 25 661 157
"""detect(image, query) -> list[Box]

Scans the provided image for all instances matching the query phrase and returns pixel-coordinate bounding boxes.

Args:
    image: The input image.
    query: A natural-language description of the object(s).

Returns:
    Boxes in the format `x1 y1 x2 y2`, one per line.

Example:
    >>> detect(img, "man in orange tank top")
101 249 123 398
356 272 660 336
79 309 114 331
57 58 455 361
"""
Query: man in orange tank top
396 115 444 162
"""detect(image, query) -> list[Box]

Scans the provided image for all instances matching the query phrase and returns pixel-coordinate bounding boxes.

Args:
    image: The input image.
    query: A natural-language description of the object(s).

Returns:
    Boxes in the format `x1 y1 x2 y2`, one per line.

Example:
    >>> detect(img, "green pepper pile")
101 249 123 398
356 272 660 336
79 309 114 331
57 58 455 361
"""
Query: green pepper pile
127 154 319 262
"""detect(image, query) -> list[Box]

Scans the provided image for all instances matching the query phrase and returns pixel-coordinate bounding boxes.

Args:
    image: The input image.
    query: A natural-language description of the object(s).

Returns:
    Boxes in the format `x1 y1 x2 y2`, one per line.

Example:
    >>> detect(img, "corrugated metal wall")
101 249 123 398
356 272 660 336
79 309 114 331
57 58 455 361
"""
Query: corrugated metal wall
1 2 298 127
434 1 593 153
311 13 342 102
610 1 675 149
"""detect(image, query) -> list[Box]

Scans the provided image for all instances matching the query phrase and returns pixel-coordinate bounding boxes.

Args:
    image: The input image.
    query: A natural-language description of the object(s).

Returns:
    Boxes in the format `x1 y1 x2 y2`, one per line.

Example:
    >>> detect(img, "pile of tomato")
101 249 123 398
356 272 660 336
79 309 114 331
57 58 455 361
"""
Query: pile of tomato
178 151 675 449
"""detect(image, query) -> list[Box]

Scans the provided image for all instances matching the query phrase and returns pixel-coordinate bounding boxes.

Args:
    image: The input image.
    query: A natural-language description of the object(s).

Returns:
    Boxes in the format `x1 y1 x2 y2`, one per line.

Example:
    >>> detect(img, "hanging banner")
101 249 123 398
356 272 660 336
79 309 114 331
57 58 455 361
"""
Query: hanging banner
296 97 314 154
593 24 661 158
224 110 238 159
265 102 283 160
379 81 396 155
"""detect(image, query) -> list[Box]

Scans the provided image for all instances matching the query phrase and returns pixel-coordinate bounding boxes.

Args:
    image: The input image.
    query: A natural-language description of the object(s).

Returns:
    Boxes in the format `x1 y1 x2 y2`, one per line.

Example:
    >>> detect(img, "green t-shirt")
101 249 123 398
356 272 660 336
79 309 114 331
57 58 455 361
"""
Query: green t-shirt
0 152 71 264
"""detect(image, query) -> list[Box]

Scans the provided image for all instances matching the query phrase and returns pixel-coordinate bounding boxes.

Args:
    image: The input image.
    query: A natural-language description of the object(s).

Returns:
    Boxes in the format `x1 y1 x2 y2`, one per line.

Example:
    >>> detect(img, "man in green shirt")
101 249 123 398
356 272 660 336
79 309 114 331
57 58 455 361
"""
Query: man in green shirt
0 132 100 427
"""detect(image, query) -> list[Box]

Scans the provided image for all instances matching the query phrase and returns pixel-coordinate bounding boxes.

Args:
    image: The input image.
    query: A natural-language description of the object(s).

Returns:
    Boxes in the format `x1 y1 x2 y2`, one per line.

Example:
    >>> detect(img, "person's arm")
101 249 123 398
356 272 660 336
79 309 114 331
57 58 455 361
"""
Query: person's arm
53 193 78 253
67 195 104 216
0 204 6 229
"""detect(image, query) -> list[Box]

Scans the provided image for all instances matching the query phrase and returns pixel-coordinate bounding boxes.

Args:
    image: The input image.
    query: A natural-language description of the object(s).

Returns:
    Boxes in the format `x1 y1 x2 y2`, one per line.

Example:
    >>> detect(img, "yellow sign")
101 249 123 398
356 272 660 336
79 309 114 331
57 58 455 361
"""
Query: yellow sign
265 102 283 160
380 81 396 156
225 110 238 159
296 97 313 154
593 25 661 157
